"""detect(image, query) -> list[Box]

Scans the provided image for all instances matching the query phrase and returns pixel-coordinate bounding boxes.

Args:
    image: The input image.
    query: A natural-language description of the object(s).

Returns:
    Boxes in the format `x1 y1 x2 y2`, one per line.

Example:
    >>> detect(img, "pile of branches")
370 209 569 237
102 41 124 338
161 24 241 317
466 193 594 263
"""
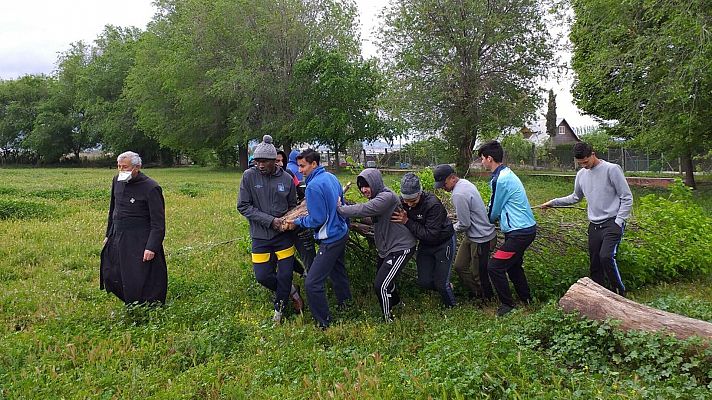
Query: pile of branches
282 187 651 268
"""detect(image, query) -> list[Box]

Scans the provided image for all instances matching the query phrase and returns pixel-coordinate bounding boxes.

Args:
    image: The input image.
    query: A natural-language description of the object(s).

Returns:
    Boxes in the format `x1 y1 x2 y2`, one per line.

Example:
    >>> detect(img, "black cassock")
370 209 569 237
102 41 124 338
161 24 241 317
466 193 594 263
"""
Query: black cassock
100 172 168 304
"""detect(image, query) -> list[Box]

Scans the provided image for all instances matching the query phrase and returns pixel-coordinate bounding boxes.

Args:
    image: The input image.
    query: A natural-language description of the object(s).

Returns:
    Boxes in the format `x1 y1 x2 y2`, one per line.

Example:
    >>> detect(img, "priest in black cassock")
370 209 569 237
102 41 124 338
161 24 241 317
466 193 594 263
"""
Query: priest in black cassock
101 151 168 305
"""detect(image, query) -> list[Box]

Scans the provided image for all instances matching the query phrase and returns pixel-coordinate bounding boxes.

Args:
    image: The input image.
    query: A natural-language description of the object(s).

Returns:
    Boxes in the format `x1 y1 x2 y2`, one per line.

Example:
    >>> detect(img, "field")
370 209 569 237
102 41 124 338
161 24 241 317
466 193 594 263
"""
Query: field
1 167 711 399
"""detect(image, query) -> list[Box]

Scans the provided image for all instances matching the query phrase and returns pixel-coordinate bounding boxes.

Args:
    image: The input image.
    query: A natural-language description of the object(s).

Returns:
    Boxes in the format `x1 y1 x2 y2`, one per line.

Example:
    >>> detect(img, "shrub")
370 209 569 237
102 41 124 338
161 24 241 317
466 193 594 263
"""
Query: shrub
0 199 55 220
521 304 712 388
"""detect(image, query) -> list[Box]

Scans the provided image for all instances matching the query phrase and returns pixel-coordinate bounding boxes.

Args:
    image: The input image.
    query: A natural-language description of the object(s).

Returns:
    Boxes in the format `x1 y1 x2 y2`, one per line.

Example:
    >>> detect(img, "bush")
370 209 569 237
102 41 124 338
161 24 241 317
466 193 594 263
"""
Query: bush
620 180 712 286
521 304 712 389
0 199 55 220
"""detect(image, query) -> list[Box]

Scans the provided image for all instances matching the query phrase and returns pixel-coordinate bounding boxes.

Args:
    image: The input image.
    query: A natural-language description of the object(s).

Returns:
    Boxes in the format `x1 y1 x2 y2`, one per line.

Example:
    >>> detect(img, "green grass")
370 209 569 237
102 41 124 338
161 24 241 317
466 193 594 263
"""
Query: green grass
1 167 710 399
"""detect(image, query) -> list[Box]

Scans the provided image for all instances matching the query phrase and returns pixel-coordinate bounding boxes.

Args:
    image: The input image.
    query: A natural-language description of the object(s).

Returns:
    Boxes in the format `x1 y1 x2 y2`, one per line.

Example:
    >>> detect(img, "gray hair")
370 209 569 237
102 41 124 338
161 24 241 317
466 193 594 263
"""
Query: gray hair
117 151 142 167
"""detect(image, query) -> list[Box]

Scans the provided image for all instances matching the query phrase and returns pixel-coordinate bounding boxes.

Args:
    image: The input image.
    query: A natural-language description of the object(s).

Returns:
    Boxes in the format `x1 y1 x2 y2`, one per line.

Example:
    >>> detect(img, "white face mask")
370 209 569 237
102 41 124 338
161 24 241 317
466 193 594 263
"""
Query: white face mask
117 171 133 182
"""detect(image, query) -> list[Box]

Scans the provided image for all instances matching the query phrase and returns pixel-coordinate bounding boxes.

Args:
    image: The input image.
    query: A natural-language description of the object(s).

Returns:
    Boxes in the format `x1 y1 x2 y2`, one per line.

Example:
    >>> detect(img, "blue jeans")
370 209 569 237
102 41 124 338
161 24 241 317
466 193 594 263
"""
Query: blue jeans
305 234 351 327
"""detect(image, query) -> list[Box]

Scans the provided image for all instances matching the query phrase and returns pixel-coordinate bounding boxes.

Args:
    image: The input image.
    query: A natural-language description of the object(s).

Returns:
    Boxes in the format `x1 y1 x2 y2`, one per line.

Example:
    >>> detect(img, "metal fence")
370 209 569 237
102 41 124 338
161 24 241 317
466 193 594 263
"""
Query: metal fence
506 146 687 173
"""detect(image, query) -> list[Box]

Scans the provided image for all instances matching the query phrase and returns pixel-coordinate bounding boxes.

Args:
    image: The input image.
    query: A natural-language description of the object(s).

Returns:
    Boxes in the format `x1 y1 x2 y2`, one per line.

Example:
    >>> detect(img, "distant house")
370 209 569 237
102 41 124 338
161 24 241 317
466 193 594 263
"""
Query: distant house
521 118 584 147
550 118 581 147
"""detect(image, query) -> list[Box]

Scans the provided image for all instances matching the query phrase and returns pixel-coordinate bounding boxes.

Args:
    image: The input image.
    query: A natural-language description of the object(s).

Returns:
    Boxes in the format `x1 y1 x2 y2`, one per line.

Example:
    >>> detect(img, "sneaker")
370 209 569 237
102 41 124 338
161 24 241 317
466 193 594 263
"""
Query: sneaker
290 285 304 314
272 310 283 324
496 304 515 317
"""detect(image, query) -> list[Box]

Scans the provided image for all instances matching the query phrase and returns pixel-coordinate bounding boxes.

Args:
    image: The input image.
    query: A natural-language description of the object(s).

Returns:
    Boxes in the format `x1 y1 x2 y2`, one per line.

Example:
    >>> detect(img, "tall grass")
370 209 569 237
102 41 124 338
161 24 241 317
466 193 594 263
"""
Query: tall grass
1 167 710 399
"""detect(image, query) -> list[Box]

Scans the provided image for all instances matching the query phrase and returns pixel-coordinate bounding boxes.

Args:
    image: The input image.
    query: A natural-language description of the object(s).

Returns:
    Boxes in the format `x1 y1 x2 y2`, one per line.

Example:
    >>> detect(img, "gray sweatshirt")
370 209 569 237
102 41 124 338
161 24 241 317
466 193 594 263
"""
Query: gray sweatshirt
550 160 633 227
452 178 496 243
338 168 416 258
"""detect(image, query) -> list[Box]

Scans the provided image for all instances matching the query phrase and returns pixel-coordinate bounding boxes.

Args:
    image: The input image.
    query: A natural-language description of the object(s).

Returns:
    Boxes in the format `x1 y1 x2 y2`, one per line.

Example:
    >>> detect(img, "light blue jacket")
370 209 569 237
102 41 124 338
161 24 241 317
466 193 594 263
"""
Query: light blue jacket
488 165 536 233
294 166 348 243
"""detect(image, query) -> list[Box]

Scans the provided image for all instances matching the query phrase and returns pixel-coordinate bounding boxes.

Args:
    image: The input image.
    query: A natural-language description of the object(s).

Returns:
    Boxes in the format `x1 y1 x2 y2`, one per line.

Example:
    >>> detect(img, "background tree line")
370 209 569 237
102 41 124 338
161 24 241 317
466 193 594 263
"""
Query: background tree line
1 0 709 186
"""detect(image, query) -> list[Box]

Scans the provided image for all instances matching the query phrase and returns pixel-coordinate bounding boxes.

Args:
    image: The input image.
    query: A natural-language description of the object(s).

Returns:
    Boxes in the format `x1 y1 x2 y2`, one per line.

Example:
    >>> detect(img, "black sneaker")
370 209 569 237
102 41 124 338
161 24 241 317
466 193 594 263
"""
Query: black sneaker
496 304 515 317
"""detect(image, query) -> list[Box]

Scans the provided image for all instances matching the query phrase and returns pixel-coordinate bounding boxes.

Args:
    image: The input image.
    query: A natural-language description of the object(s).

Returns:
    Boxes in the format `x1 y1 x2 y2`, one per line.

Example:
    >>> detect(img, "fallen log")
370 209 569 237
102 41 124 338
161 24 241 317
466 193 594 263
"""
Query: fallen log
559 277 712 341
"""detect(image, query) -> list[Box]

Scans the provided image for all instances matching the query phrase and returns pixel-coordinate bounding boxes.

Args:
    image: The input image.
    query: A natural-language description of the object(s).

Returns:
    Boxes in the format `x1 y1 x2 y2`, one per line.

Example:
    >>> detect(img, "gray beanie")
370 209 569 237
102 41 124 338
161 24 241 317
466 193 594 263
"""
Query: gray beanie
253 135 277 160
400 172 422 200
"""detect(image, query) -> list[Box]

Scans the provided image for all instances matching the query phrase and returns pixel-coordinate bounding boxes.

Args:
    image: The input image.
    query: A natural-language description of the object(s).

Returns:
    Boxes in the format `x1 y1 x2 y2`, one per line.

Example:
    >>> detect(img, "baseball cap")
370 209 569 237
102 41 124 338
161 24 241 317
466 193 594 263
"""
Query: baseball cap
433 164 455 189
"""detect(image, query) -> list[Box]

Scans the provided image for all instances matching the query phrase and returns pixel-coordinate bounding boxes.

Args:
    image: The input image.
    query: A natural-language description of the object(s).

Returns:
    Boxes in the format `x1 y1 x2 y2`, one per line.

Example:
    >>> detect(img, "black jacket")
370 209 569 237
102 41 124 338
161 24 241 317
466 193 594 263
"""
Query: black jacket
403 191 454 247
237 166 297 240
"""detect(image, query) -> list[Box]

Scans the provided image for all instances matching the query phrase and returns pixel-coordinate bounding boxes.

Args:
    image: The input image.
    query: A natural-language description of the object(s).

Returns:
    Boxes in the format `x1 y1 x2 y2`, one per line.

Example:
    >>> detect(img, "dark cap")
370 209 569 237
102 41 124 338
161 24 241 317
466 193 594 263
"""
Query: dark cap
433 164 455 189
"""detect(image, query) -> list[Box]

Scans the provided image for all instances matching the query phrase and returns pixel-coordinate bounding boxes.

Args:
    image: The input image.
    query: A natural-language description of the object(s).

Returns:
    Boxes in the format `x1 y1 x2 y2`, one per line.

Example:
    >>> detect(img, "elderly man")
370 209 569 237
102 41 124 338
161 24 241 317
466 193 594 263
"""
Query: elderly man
238 135 303 324
101 151 168 305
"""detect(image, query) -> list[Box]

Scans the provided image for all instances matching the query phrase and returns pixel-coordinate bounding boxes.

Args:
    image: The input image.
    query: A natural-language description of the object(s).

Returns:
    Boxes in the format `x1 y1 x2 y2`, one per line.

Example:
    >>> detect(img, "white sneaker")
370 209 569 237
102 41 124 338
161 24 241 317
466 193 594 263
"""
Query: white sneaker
272 310 283 324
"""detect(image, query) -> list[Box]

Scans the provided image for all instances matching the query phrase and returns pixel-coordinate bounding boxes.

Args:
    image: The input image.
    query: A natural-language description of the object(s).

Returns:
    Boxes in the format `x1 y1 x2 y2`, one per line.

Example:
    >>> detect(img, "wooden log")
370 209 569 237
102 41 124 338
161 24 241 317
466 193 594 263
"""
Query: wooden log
559 277 712 341
281 181 353 222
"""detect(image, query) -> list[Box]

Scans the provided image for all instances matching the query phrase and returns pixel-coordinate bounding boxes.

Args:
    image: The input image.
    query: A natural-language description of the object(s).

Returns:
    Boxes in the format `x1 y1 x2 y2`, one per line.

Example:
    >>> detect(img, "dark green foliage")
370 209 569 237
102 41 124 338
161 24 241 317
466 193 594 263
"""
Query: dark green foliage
291 49 392 171
522 304 712 389
0 199 54 220
620 181 712 286
570 0 712 187
546 89 557 137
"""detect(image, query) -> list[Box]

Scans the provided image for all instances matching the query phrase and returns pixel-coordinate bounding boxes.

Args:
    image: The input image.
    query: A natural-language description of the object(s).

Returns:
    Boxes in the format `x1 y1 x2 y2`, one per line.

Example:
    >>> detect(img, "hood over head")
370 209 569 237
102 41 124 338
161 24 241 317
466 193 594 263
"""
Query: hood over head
357 168 385 196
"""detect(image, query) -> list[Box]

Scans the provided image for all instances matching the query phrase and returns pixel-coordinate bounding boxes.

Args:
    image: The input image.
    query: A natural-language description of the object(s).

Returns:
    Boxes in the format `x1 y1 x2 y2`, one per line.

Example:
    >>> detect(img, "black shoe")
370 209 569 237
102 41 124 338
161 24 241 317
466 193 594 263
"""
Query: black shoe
496 304 515 317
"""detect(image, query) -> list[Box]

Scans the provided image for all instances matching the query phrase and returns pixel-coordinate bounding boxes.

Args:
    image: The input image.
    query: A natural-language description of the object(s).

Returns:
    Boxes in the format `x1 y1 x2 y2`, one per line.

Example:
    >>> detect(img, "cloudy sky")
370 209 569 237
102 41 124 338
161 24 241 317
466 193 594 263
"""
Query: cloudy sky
0 0 596 126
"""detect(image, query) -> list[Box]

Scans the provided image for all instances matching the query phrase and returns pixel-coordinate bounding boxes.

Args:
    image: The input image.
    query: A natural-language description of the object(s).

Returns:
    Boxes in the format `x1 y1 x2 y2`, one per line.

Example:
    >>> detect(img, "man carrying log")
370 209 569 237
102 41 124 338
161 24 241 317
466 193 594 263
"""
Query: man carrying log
277 150 314 277
432 164 497 304
478 140 537 317
338 168 417 322
540 142 633 297
285 149 352 329
391 172 457 307
237 135 304 324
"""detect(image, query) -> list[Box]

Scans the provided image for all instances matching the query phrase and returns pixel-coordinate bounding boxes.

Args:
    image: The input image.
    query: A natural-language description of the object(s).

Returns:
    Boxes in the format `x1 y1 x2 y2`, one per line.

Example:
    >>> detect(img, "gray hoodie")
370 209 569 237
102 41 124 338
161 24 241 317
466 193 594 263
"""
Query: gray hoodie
338 168 416 258
237 166 297 240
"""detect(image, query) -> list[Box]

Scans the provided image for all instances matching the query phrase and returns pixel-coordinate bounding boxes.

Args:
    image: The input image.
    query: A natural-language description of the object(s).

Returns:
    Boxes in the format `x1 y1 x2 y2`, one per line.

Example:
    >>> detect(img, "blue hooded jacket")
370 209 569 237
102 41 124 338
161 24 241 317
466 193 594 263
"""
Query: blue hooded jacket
487 165 536 233
287 150 303 182
294 166 349 243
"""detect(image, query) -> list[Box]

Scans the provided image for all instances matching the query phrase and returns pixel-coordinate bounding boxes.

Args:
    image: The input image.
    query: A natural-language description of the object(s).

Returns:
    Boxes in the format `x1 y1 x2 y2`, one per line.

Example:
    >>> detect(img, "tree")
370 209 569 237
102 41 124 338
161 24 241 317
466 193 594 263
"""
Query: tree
127 0 360 169
400 136 456 166
81 26 168 164
0 75 51 163
291 49 393 171
379 0 556 174
501 132 533 165
546 88 557 138
570 0 712 188
24 42 98 163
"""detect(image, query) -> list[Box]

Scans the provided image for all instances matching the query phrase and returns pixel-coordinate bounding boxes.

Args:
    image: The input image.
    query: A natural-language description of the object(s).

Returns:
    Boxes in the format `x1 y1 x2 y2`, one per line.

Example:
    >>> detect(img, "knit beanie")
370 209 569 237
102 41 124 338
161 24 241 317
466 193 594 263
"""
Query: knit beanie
400 172 422 200
253 135 277 160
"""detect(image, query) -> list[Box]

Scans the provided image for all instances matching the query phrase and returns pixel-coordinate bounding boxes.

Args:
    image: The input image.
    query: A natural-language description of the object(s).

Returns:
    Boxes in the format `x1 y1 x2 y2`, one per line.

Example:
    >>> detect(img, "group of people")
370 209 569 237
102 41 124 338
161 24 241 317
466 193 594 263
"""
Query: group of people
100 138 633 330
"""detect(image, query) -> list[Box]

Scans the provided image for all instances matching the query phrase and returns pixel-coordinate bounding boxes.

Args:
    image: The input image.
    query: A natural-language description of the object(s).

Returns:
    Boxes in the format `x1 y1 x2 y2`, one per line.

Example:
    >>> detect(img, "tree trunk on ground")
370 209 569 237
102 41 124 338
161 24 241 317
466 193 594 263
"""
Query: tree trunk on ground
681 150 696 189
559 278 712 341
